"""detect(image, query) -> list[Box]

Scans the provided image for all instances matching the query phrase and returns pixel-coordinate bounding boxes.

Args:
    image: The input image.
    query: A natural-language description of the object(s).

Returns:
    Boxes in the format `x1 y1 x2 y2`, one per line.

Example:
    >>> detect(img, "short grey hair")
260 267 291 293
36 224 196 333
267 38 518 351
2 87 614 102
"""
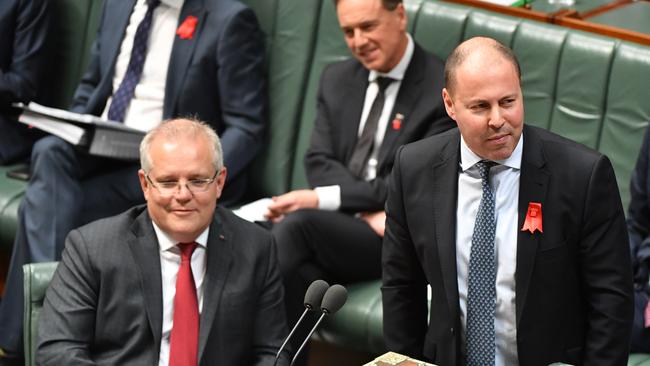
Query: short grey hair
139 118 223 173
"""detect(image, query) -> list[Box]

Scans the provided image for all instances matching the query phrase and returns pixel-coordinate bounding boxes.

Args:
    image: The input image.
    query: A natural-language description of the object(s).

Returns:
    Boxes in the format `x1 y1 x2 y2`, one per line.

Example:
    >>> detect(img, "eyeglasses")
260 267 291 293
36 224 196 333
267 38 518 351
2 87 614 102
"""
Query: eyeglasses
145 170 219 196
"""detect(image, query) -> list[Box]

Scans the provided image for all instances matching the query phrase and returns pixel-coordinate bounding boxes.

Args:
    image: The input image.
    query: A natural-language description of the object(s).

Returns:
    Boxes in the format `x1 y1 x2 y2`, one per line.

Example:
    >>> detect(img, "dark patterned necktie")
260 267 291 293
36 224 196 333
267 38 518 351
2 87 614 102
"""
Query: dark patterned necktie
466 160 498 366
107 0 161 122
347 76 394 178
169 242 199 366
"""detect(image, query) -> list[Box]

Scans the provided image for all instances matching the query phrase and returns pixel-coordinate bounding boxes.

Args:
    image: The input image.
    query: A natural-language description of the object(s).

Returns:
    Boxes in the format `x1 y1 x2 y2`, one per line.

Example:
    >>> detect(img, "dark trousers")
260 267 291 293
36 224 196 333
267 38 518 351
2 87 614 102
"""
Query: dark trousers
272 209 382 365
0 135 143 352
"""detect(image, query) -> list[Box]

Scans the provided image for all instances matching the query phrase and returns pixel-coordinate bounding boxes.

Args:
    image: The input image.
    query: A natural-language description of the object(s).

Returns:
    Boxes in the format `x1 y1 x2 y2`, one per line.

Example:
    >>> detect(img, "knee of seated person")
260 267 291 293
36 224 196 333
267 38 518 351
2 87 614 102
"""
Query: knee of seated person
274 209 319 238
272 209 320 272
31 136 75 164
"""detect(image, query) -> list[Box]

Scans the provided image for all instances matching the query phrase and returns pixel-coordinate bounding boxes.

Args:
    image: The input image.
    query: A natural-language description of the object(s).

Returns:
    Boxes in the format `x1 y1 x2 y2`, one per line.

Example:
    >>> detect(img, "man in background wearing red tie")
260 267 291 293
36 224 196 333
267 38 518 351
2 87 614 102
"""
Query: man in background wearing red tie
35 119 289 365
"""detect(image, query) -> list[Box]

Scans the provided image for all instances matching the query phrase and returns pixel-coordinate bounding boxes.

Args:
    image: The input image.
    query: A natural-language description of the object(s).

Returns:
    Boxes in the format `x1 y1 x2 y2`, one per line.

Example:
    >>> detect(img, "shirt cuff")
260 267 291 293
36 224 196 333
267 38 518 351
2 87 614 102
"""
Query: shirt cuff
315 185 341 211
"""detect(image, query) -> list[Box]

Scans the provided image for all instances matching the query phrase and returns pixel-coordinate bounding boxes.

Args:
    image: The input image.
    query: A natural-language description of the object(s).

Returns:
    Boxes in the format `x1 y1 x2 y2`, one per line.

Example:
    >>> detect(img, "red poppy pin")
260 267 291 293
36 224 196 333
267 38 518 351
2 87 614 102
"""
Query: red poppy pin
177 15 198 40
521 202 543 234
392 113 404 131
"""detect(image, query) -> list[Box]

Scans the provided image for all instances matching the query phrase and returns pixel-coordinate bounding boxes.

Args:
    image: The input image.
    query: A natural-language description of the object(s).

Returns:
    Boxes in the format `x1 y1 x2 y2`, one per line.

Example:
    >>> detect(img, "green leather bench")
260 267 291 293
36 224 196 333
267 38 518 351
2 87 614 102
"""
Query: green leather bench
6 0 650 364
22 262 58 366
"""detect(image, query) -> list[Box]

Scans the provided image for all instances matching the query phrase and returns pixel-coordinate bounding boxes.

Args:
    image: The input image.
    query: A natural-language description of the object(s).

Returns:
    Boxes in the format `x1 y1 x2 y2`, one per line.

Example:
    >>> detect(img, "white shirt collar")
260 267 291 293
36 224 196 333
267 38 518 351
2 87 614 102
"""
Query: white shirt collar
153 221 210 252
460 131 523 172
368 33 414 83
160 0 183 10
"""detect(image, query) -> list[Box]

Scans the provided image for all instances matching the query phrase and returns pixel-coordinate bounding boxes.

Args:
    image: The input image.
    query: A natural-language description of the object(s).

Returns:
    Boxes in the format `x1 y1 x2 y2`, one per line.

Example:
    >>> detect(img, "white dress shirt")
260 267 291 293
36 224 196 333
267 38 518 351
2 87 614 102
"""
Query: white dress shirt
153 222 208 366
456 134 523 365
315 34 415 211
102 0 183 131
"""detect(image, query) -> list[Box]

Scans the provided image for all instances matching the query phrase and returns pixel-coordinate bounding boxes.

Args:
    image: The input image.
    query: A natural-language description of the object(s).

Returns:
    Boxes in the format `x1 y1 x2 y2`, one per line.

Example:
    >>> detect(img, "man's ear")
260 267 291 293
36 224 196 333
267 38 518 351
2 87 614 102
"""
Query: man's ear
138 169 150 201
442 88 457 122
396 3 407 32
215 167 227 199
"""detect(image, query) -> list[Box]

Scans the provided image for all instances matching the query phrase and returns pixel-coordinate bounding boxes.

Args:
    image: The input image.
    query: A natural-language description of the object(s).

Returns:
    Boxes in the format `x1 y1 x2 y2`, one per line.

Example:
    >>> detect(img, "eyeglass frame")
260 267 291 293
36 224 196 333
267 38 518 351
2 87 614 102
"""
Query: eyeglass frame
145 170 220 196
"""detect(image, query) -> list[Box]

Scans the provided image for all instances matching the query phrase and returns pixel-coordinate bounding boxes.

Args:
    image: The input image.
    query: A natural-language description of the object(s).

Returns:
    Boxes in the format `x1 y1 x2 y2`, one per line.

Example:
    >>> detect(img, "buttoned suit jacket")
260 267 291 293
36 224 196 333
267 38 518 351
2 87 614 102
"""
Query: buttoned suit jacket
304 42 454 213
382 125 633 366
36 205 289 366
70 0 267 199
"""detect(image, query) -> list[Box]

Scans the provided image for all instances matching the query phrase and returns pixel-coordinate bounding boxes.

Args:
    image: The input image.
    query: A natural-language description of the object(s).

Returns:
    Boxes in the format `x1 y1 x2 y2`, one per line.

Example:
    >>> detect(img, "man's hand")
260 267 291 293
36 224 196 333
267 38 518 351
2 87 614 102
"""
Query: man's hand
360 211 386 237
265 189 319 222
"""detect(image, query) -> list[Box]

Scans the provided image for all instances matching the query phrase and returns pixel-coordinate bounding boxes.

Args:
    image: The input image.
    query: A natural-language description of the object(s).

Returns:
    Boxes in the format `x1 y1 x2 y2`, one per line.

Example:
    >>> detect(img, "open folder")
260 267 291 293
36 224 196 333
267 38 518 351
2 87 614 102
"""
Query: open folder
16 102 145 161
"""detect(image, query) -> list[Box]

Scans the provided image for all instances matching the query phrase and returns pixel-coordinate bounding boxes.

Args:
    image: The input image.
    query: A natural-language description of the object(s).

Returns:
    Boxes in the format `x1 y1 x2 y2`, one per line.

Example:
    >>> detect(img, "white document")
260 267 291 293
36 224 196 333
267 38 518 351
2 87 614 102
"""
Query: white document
232 197 273 222
18 111 86 145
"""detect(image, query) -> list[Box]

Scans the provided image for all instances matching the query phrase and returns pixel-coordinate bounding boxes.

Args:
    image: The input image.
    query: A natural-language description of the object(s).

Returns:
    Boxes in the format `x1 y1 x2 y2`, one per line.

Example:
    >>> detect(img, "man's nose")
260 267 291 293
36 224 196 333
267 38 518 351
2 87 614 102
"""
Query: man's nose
353 29 368 50
489 107 506 129
174 183 194 201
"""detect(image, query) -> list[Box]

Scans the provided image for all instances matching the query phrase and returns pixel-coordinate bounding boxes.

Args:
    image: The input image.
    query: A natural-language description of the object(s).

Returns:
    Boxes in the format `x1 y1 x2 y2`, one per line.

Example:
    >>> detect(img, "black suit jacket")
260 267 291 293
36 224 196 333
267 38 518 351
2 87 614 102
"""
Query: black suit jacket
36 205 289 366
304 42 454 212
70 0 267 200
382 125 633 366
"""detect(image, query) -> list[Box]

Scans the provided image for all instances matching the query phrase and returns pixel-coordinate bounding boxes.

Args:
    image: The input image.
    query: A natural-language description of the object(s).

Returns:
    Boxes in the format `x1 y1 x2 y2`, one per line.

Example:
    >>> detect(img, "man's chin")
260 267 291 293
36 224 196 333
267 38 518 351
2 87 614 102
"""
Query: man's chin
485 147 515 161
356 56 379 71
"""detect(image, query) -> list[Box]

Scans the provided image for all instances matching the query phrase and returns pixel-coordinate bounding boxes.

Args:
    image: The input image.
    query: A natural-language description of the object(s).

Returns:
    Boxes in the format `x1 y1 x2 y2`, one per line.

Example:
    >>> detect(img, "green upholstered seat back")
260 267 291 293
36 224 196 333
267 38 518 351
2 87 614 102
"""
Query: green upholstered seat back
288 0 350 190
243 0 326 197
39 0 104 109
23 262 59 366
599 43 650 210
0 165 27 250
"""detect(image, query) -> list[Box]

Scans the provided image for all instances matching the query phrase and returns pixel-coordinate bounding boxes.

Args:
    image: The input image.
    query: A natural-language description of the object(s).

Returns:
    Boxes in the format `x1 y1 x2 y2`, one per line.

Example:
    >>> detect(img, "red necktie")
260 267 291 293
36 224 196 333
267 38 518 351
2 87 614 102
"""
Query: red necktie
169 242 199 366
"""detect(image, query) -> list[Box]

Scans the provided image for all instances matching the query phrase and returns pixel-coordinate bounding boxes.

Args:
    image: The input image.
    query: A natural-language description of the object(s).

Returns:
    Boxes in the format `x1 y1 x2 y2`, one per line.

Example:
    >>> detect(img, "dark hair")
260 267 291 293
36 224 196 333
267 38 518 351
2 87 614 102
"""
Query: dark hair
333 0 402 11
444 38 521 95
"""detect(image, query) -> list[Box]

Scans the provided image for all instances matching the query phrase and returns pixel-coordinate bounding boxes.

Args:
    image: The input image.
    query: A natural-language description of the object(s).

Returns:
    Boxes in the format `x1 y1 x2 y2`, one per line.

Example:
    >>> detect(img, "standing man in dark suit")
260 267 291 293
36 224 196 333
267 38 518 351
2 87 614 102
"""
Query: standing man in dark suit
382 37 633 366
266 0 453 363
0 0 267 360
36 118 289 366
0 0 49 164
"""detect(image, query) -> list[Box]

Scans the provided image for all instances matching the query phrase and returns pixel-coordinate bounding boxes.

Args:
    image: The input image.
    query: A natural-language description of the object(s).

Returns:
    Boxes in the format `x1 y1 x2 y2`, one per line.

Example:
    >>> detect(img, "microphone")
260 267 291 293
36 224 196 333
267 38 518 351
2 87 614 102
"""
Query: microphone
274 280 330 364
289 284 348 366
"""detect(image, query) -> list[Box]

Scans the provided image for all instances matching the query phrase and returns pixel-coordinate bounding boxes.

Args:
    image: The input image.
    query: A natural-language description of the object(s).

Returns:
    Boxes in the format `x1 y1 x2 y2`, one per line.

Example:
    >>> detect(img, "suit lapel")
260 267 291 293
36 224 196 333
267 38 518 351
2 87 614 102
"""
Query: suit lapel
342 67 370 162
105 0 137 81
197 207 233 361
377 44 425 166
432 132 462 323
515 126 549 324
163 0 207 117
126 209 164 349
